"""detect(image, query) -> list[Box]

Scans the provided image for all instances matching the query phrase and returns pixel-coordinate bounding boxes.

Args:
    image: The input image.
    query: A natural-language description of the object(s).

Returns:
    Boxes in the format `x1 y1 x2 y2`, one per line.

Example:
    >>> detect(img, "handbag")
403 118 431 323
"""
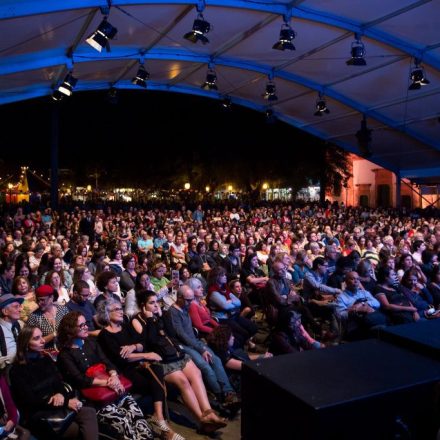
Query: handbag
38 408 76 436
81 363 132 405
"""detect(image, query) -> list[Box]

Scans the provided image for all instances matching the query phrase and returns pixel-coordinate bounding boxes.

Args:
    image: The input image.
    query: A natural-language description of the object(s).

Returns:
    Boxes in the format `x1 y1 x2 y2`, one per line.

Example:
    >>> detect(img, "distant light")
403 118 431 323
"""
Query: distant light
205 186 210 192
132 64 150 88
409 60 430 90
201 69 218 90
221 96 232 110
184 183 191 190
263 81 278 102
314 95 330 116
346 37 366 66
227 185 233 191
86 185 92 191
262 183 269 190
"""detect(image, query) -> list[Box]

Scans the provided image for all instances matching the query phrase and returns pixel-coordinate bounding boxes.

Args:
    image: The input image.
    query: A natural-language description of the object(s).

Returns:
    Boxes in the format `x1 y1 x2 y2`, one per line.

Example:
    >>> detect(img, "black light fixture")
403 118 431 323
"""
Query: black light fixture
52 72 78 100
346 36 366 66
409 60 430 90
356 116 372 158
221 96 232 110
184 13 211 44
314 93 330 116
201 68 217 90
132 63 149 88
86 17 118 52
107 87 119 104
265 108 276 124
263 80 278 102
272 20 296 51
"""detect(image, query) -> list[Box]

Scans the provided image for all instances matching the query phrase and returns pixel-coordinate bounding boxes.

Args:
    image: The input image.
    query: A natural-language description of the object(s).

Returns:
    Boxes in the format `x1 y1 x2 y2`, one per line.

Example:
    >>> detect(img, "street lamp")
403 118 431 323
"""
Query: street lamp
184 182 191 190
7 183 13 205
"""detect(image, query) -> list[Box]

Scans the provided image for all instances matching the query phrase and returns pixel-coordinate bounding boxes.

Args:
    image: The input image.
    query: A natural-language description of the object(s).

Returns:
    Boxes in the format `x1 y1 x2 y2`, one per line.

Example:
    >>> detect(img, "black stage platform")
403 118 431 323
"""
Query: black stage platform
242 339 440 440
379 319 440 360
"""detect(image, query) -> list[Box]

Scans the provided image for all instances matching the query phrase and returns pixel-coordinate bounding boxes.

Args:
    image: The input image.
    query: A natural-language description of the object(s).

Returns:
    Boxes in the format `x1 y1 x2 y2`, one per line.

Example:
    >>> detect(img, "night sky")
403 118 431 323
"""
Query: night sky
0 90 322 186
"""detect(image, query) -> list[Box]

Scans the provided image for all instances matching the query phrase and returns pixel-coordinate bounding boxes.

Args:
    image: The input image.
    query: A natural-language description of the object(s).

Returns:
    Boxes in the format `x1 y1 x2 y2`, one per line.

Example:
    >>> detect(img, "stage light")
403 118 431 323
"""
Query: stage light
263 81 278 102
86 18 118 52
356 116 372 158
314 94 330 116
346 37 366 66
183 13 211 44
409 60 430 90
107 87 119 104
52 72 77 100
201 69 217 90
221 96 232 110
272 21 296 51
132 64 149 88
265 108 276 124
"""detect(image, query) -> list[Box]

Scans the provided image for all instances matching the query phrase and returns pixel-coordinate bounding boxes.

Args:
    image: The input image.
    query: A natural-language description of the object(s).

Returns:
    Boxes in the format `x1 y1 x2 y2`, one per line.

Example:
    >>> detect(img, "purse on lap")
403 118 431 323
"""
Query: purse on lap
81 363 132 405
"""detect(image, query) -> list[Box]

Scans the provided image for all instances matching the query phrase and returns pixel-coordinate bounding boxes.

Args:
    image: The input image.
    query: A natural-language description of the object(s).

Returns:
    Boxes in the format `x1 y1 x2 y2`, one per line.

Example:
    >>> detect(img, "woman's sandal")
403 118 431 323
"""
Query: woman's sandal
149 416 186 440
199 409 227 434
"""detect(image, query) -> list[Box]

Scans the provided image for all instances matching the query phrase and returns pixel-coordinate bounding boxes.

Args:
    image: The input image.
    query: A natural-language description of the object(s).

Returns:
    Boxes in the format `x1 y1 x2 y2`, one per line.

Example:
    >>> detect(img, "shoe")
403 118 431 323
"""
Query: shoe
222 391 241 415
149 416 186 440
199 409 227 434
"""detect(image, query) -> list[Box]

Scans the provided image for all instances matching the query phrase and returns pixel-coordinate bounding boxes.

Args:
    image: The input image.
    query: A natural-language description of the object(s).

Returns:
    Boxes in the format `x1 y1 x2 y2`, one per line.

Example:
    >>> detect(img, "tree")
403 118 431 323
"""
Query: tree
312 143 352 204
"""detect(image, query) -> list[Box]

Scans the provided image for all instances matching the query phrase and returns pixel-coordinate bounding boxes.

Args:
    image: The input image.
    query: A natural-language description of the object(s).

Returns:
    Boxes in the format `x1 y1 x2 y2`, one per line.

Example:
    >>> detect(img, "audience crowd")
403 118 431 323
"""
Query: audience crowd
0 202 439 439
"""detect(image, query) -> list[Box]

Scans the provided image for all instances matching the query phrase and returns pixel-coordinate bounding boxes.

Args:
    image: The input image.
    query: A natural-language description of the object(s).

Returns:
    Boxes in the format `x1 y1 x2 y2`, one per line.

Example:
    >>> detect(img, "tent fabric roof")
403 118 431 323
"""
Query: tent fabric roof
1 0 439 181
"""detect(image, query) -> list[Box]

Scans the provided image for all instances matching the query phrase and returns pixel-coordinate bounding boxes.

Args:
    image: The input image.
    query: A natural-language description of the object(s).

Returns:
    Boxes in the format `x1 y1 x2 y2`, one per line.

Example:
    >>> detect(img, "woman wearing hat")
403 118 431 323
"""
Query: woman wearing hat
27 285 69 349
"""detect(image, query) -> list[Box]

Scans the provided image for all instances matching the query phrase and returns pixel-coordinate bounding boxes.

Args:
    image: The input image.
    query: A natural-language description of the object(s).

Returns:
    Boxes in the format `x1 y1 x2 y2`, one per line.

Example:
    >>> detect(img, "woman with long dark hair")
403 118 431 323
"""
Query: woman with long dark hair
57 311 154 440
132 290 226 436
9 326 98 439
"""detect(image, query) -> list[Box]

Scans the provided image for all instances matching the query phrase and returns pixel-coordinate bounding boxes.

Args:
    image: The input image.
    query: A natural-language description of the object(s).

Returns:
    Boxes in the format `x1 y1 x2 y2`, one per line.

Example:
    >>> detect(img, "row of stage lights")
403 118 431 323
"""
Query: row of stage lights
52 8 431 111
50 6 431 156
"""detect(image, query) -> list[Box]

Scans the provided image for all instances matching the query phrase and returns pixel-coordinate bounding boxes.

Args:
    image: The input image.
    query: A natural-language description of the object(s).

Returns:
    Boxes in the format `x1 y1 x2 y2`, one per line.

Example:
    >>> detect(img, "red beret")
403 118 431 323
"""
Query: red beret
35 285 55 298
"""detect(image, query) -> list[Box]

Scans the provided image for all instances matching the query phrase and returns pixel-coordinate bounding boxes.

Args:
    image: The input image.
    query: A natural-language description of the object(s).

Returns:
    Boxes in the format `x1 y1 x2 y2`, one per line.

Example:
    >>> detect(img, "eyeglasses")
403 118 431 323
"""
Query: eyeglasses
109 307 123 313
77 322 88 329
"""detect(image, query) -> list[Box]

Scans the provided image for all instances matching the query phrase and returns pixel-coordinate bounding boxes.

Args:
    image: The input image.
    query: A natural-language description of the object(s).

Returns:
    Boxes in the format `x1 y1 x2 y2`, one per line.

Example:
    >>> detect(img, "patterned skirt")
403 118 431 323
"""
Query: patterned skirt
97 394 153 440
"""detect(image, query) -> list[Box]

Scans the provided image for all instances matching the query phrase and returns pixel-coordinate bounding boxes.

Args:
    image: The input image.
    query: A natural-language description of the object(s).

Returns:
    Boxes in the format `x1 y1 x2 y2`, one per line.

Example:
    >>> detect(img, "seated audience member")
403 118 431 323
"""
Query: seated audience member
0 294 24 368
27 285 69 349
132 290 226 435
400 269 438 319
374 267 419 324
57 311 155 440
186 277 219 337
164 286 239 409
427 265 440 308
10 326 99 439
269 309 323 356
240 253 268 306
228 279 255 319
94 271 121 310
11 276 38 322
67 281 100 336
335 271 387 339
206 267 257 348
207 324 272 372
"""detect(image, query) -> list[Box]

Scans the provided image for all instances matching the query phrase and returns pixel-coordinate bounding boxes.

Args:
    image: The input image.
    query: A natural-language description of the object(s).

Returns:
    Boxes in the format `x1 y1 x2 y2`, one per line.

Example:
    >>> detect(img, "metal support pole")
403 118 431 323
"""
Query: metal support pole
50 105 59 210
395 171 401 209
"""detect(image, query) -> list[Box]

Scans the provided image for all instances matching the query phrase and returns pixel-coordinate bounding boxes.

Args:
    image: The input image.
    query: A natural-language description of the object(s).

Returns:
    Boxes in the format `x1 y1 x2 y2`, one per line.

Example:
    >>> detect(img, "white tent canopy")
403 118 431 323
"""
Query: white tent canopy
0 0 439 181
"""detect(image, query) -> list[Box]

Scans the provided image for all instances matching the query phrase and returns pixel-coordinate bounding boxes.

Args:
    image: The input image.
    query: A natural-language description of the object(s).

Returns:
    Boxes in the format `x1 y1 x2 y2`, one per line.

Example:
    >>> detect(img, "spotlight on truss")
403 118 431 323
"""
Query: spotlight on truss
183 13 211 45
86 17 118 52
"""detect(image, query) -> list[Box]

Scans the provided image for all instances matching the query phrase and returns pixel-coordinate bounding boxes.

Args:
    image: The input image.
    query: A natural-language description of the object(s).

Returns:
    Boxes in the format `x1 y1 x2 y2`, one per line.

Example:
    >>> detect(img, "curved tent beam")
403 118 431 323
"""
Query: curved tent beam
0 46 438 152
0 1 438 69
